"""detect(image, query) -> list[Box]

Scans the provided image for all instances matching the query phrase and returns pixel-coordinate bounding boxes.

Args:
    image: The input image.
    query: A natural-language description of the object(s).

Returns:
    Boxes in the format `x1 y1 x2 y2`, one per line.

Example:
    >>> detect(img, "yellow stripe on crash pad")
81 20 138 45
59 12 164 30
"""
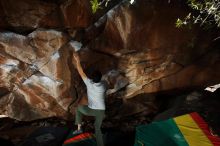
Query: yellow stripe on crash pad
174 114 213 146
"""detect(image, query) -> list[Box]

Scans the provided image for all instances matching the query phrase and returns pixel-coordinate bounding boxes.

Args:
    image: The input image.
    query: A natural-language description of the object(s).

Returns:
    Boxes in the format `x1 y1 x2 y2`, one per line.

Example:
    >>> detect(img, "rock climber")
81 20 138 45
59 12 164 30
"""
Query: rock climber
72 52 106 146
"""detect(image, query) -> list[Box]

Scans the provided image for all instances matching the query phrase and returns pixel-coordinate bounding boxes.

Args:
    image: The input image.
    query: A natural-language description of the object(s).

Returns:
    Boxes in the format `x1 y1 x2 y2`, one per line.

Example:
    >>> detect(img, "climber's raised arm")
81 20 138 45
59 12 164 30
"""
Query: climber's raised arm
73 53 87 80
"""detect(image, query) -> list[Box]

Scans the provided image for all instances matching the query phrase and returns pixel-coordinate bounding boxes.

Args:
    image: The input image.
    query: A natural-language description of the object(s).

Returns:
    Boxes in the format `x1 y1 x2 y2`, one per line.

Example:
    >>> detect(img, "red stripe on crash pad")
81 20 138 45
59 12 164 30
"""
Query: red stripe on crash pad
190 112 220 146
63 132 94 144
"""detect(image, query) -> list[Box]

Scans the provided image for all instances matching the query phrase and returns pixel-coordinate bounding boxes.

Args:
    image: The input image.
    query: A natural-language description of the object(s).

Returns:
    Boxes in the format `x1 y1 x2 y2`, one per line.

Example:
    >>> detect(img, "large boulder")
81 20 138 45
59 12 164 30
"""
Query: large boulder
0 29 74 120
0 0 219 121
90 0 220 98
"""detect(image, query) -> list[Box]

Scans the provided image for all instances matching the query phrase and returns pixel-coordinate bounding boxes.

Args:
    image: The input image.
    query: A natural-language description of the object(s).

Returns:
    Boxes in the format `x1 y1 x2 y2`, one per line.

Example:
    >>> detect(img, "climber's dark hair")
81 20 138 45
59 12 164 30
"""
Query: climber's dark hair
90 70 102 83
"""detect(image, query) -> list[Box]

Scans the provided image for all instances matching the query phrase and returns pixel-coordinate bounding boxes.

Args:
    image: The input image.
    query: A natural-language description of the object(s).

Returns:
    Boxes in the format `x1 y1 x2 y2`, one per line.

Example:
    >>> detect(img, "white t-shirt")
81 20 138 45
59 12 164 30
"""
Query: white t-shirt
83 77 106 110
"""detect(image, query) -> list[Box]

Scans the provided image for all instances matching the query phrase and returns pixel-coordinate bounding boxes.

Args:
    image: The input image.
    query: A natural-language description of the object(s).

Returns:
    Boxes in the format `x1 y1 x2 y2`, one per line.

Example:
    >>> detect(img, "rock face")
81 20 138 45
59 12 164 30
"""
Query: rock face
0 0 61 30
0 0 219 121
0 0 95 31
90 1 220 98
60 0 93 28
0 30 72 120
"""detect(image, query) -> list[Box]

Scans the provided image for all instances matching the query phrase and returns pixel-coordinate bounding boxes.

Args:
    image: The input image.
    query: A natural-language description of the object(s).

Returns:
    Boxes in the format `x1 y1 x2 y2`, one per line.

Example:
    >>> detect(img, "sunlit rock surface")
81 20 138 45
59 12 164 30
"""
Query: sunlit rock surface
0 0 219 120
0 30 72 120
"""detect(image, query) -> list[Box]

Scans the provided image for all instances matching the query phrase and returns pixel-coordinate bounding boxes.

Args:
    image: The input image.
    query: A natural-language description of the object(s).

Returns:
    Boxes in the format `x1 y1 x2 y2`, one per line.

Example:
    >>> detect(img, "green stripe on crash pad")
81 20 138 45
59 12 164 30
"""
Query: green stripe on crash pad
134 119 189 146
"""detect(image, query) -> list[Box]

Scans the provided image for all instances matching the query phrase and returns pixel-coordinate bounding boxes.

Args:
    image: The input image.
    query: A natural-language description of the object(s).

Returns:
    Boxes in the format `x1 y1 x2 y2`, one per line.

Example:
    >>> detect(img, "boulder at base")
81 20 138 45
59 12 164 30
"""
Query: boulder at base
21 127 69 146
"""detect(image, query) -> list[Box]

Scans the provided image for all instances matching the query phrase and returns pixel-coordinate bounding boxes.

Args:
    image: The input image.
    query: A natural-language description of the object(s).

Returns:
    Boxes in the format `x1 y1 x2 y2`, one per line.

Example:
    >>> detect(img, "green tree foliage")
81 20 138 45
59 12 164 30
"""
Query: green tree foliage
90 0 135 13
176 0 220 28
90 0 101 13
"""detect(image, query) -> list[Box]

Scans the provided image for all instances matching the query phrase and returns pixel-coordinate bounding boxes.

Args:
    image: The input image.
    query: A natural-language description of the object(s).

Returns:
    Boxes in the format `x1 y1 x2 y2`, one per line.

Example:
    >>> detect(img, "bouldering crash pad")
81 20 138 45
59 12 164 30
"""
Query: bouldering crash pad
62 130 96 146
134 112 220 146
